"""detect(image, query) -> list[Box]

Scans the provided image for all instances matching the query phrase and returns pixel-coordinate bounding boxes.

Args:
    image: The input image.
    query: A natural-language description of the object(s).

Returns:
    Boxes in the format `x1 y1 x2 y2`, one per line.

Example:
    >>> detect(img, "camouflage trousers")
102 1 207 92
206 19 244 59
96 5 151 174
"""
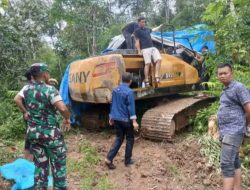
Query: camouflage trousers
30 137 67 190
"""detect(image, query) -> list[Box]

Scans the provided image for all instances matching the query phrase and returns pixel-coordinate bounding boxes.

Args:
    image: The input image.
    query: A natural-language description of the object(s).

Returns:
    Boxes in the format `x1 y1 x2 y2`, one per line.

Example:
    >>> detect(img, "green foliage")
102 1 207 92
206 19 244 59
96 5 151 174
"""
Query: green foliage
77 142 101 166
79 171 117 190
0 0 52 92
202 0 250 64
233 65 250 89
241 142 250 168
193 102 219 134
0 92 26 140
96 176 117 190
116 0 153 17
96 23 124 53
80 171 96 190
33 45 64 81
0 140 24 165
201 52 250 97
50 0 115 59
171 0 213 27
199 135 220 169
67 139 116 190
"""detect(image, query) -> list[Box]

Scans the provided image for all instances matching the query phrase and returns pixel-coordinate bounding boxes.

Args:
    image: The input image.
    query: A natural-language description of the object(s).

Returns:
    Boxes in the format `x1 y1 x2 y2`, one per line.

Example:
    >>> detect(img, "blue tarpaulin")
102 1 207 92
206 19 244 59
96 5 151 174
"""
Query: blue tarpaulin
0 159 52 190
59 65 71 106
153 24 215 53
59 61 88 125
103 24 215 54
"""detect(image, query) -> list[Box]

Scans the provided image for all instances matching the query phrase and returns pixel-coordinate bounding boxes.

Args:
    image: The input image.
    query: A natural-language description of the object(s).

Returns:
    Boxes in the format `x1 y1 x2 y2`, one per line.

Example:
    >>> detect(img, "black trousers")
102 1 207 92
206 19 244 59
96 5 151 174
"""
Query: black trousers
24 120 31 151
123 31 135 49
107 120 134 164
24 138 31 150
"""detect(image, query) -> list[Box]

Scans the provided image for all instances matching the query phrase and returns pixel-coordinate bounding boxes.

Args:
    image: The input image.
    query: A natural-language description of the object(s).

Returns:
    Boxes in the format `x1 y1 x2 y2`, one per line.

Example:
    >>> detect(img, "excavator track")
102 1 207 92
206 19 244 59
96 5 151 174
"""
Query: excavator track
141 96 215 141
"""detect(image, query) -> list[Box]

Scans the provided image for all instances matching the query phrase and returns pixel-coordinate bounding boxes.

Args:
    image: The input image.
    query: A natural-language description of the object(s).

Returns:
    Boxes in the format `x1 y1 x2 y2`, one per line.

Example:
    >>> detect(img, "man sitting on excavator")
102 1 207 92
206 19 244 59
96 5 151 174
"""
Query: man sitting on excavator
134 17 163 87
193 45 210 90
176 44 210 91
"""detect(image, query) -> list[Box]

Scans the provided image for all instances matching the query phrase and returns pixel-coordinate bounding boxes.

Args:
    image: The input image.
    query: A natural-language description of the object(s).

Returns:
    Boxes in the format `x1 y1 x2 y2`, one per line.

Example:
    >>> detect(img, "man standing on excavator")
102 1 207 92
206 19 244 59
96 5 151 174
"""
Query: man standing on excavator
134 17 163 87
122 22 139 49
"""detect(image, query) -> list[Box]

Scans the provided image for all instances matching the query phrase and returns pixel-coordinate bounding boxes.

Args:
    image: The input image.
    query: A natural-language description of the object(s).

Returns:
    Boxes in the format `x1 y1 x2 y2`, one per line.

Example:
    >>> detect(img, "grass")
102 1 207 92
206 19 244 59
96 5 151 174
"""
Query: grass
79 171 117 190
67 158 85 174
198 135 220 169
164 161 179 176
0 131 116 190
67 138 117 190
198 135 250 188
96 176 117 190
0 139 24 165
77 142 101 165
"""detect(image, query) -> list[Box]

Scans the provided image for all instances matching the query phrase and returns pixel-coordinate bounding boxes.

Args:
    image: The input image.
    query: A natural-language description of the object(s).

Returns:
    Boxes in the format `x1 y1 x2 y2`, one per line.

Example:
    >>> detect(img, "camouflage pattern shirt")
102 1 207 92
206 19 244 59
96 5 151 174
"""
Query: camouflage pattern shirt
23 81 63 141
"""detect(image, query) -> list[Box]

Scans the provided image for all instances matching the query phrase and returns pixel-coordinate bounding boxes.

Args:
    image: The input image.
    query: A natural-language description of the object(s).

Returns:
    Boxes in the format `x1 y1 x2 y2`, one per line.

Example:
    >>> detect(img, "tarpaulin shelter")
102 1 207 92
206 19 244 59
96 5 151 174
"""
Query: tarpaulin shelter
103 24 215 54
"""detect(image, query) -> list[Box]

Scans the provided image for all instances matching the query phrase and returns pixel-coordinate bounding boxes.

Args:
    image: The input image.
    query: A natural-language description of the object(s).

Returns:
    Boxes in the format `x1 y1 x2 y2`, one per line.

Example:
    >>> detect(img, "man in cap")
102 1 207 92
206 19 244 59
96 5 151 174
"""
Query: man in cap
14 68 59 160
23 63 70 190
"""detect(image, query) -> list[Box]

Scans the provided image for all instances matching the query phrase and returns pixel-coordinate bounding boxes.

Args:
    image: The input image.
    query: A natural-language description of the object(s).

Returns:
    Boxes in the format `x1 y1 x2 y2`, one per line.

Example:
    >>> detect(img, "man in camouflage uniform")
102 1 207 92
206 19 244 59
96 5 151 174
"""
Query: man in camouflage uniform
23 63 70 190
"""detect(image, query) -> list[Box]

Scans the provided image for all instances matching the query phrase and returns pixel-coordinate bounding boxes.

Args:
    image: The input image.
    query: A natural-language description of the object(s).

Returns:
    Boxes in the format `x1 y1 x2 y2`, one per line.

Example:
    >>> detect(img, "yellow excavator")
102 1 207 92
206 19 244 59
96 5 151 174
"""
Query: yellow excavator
67 29 214 141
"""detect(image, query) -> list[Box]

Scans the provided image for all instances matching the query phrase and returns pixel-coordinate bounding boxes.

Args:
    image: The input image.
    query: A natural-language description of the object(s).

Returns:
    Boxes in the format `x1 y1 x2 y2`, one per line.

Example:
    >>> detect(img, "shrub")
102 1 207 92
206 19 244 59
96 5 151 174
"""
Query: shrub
0 91 26 140
193 101 219 134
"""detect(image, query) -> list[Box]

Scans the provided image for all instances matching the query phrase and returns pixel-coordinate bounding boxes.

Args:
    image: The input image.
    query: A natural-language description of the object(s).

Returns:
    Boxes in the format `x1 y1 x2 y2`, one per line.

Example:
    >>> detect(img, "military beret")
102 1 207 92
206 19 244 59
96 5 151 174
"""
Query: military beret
30 63 49 76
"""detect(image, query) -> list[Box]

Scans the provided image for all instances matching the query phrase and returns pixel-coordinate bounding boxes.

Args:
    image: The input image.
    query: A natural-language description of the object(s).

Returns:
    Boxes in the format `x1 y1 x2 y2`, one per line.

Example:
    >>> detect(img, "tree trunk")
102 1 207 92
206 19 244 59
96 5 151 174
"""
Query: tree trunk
30 37 36 60
85 28 91 56
164 0 170 24
228 0 236 16
92 9 97 56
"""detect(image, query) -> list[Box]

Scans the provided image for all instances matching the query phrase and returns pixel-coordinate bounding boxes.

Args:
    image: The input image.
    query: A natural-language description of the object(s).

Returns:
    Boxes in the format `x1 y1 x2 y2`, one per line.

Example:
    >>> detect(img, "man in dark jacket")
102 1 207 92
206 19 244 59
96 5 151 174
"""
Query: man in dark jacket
122 22 139 49
105 73 139 169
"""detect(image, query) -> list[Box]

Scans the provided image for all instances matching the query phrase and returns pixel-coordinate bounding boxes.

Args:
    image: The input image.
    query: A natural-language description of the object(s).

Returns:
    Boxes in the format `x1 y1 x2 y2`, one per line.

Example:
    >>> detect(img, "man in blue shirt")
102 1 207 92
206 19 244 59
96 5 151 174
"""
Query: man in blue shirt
217 63 250 190
105 73 139 169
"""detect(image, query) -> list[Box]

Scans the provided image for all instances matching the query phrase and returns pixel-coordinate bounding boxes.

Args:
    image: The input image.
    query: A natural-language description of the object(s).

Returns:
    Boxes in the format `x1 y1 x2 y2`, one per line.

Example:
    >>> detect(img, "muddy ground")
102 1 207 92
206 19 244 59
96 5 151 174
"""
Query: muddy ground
66 129 222 190
2 128 248 190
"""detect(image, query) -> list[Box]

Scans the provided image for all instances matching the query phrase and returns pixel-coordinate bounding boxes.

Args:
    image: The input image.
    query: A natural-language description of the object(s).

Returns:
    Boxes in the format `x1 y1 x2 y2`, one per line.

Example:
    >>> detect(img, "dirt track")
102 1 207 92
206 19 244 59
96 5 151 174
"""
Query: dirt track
67 130 222 190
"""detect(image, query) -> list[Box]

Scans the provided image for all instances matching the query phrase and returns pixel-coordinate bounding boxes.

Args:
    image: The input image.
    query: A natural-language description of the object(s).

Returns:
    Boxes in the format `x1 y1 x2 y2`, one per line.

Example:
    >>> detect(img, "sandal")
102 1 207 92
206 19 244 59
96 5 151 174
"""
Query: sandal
105 159 116 170
144 80 150 87
155 77 161 83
